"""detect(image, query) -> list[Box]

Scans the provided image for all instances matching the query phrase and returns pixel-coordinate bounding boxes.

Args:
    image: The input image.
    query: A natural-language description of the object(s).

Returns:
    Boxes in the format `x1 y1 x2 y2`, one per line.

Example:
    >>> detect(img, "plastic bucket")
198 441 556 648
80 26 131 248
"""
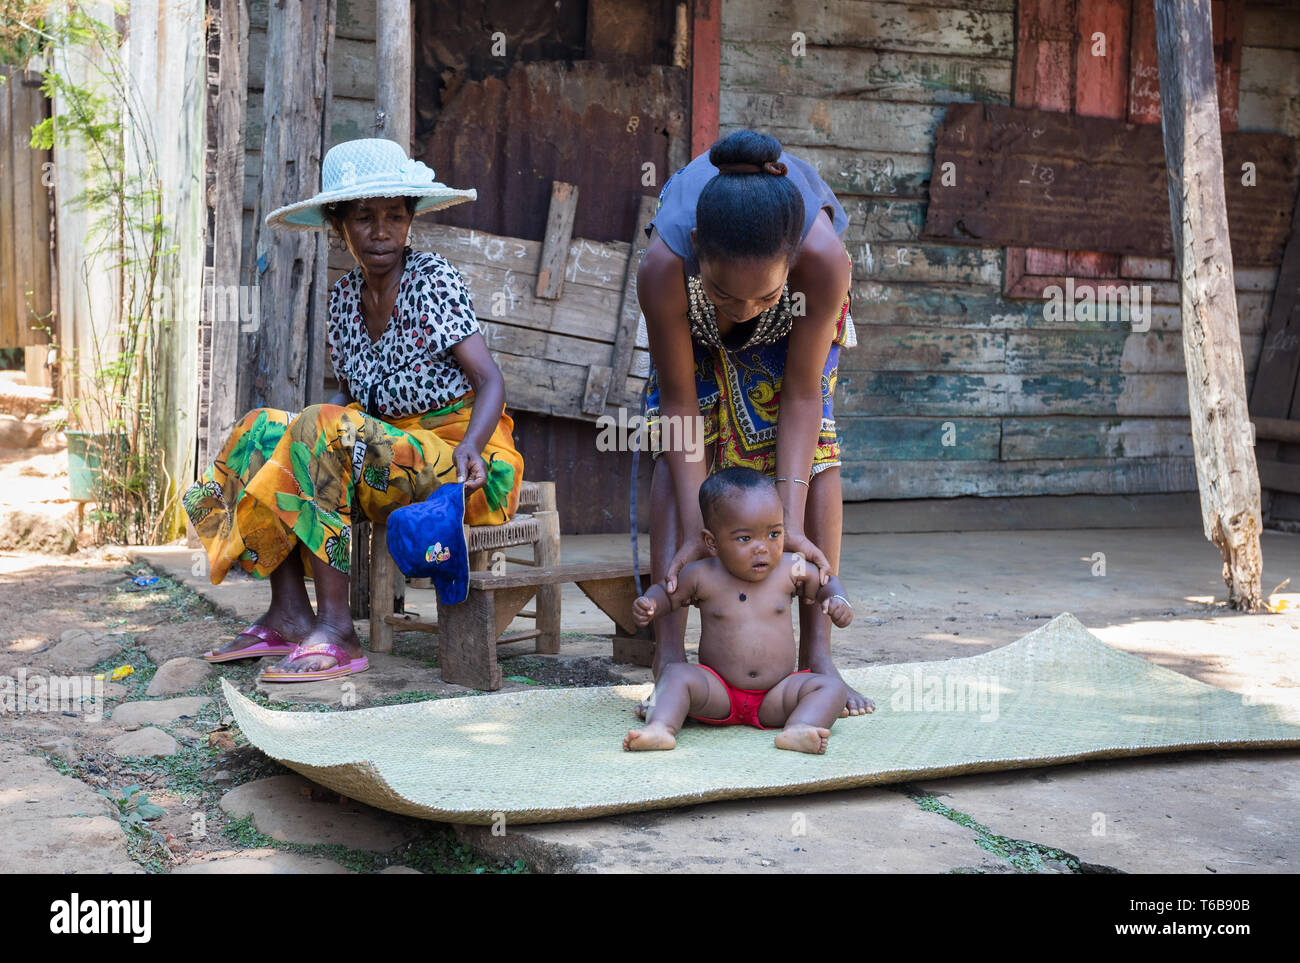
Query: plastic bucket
65 431 129 502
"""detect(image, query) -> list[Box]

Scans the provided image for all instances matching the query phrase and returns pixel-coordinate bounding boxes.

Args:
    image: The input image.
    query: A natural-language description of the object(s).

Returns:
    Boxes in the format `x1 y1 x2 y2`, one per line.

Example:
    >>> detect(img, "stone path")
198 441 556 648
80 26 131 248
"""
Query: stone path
1 521 1298 874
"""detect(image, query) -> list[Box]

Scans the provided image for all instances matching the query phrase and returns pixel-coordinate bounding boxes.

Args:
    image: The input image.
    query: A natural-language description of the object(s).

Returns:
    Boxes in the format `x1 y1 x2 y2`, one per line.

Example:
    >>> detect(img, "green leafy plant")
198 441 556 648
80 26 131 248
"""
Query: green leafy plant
3 1 179 544
99 784 166 828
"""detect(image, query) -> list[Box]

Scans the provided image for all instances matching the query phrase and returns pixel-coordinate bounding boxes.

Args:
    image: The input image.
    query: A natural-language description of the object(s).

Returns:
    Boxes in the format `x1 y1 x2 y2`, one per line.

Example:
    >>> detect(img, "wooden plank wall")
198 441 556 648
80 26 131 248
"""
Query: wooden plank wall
211 0 377 436
719 0 1300 502
1241 0 1300 524
241 0 377 283
0 67 52 350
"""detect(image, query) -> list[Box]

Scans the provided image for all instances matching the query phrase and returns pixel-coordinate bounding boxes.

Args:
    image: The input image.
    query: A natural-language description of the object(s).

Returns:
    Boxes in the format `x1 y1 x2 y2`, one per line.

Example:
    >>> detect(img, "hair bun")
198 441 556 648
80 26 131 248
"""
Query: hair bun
708 130 784 172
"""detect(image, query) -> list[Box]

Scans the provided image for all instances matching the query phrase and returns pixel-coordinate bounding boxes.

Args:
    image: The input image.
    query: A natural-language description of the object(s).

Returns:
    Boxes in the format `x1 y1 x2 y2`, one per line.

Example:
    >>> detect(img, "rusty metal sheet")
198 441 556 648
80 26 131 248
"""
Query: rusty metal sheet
423 60 686 243
922 103 1297 265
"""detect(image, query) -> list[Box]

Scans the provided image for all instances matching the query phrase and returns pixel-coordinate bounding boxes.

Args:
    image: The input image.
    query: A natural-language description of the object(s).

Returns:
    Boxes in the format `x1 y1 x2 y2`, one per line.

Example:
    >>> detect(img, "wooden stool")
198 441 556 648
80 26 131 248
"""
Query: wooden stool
359 480 561 655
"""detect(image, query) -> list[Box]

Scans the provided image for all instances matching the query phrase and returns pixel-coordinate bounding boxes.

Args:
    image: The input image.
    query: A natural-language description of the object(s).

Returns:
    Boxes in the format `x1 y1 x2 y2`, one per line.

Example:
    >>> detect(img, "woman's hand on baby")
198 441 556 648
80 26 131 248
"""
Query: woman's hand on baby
664 532 710 594
822 594 853 628
453 444 487 492
783 531 832 586
633 595 658 625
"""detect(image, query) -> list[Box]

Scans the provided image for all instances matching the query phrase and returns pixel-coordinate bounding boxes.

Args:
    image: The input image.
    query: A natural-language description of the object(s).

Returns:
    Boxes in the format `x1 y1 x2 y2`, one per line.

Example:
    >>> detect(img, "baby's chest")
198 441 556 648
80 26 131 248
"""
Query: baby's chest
702 591 795 620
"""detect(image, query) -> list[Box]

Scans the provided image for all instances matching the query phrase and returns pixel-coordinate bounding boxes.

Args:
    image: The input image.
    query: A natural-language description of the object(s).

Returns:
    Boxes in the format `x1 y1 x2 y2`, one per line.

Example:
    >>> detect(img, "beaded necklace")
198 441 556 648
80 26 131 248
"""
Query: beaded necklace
686 273 794 351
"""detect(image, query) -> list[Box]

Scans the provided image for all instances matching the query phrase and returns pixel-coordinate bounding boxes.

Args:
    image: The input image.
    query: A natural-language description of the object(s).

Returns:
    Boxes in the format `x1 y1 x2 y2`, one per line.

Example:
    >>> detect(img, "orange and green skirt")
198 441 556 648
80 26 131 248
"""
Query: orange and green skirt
183 394 523 583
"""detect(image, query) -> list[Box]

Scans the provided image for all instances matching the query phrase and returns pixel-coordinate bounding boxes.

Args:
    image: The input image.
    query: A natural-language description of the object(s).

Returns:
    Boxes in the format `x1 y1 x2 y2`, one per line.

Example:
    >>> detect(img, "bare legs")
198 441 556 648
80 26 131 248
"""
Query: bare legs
800 467 873 715
208 547 314 655
211 546 363 673
624 662 846 754
279 553 364 671
648 458 688 678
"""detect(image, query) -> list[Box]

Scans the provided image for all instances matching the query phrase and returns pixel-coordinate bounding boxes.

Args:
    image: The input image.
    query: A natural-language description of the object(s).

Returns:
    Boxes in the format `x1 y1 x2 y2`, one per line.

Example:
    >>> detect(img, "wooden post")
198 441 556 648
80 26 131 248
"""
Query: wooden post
612 195 659 406
208 0 249 462
690 0 720 158
369 520 398 653
1153 0 1263 610
535 180 578 299
349 519 371 619
532 508 562 654
375 0 412 150
251 0 334 413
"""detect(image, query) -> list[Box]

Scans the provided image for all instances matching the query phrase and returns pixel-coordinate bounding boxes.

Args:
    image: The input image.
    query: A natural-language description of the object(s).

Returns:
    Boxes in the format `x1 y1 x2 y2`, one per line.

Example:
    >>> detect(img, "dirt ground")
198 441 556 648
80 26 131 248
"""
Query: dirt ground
2 367 1298 874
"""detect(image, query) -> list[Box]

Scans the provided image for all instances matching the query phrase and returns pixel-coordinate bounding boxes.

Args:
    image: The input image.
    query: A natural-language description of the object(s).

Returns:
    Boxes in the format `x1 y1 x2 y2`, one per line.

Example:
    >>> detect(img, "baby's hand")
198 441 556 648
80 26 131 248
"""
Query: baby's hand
633 594 658 626
823 593 853 628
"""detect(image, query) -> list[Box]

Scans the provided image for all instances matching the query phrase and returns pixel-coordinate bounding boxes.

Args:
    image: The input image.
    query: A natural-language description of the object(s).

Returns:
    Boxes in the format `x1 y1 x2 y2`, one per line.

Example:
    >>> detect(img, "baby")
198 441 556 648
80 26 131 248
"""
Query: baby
625 467 853 755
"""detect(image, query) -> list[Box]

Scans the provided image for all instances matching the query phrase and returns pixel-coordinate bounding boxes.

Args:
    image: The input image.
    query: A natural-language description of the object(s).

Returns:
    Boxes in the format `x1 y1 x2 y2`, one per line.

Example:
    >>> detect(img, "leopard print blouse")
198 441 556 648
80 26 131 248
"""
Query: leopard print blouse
327 245 481 417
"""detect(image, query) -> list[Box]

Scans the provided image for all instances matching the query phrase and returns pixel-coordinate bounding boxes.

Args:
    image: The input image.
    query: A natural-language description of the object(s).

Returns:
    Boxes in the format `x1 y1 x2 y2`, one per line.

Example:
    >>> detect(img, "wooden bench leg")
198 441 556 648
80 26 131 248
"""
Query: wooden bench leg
612 628 656 667
437 587 503 691
533 509 561 654
349 521 371 619
574 575 657 667
369 520 397 654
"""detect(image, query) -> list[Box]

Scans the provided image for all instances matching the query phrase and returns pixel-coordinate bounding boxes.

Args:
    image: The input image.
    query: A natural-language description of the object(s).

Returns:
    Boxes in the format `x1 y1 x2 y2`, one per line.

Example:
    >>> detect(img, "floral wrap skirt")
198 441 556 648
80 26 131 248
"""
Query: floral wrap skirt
183 394 523 582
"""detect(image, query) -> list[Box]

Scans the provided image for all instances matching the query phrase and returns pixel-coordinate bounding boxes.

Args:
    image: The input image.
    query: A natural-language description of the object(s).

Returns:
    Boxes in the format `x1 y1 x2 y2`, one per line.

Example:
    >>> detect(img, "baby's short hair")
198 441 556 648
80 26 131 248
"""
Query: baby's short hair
698 467 776 528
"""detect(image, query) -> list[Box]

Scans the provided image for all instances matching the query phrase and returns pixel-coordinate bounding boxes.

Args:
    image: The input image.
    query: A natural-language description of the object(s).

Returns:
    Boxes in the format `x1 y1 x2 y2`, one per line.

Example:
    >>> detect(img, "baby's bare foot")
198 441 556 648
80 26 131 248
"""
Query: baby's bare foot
624 722 677 751
775 724 830 754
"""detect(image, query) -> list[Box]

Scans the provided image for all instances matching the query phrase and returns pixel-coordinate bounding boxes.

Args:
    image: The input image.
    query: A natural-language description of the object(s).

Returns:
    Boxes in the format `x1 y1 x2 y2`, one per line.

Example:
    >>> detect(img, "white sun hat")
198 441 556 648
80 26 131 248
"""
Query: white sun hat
264 138 476 231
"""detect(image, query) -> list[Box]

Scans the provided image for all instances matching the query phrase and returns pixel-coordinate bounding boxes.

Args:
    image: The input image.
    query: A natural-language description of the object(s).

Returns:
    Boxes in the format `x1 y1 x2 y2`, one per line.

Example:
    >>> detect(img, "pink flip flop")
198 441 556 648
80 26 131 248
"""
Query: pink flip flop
204 625 299 663
258 643 370 683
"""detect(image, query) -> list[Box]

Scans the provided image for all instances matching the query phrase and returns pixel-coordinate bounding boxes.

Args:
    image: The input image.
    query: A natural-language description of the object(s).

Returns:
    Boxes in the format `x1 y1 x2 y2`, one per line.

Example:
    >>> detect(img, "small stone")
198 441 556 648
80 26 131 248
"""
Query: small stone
43 629 122 671
210 770 233 786
111 696 210 728
146 657 215 696
107 727 178 758
34 737 79 766
219 774 421 851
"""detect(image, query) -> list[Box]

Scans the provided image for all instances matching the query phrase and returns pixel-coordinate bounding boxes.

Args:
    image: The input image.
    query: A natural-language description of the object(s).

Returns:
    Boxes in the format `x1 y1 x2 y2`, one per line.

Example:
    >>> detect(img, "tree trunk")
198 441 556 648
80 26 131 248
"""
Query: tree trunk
1153 0 1264 610
248 0 334 413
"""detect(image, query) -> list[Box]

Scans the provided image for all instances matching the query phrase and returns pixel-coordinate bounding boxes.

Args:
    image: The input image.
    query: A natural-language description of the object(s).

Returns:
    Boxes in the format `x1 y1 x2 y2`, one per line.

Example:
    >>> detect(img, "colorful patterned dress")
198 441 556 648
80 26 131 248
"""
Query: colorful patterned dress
184 246 523 583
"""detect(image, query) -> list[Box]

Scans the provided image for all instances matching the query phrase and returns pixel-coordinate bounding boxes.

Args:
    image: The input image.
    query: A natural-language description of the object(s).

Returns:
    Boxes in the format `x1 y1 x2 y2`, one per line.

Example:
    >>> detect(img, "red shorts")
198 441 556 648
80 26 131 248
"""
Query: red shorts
689 664 812 730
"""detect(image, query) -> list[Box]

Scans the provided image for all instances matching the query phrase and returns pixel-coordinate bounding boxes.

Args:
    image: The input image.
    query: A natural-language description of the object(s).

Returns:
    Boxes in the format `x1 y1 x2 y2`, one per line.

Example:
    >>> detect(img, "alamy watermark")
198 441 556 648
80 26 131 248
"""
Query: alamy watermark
595 407 704 462
1042 278 1152 331
889 668 1000 722
1 669 105 721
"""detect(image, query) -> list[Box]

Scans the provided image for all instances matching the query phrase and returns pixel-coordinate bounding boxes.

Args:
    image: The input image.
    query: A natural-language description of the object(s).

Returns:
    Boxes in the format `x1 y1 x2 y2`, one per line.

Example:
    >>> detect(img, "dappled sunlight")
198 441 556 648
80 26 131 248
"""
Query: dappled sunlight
454 720 513 745
914 631 1004 649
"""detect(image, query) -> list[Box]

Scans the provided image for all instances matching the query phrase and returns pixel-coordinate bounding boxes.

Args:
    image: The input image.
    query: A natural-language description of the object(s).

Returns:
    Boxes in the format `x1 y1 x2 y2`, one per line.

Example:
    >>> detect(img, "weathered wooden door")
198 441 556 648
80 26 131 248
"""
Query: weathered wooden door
0 66 53 366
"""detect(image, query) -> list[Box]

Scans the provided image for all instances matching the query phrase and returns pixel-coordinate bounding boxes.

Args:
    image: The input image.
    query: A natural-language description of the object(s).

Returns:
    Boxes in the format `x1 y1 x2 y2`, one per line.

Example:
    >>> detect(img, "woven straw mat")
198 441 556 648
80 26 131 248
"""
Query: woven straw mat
220 613 1300 824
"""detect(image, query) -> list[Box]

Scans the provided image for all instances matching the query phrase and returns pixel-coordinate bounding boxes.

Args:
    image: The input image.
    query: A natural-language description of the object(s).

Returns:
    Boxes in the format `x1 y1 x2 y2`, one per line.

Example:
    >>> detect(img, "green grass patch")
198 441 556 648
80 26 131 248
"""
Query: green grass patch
367 690 452 707
906 789 1080 874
